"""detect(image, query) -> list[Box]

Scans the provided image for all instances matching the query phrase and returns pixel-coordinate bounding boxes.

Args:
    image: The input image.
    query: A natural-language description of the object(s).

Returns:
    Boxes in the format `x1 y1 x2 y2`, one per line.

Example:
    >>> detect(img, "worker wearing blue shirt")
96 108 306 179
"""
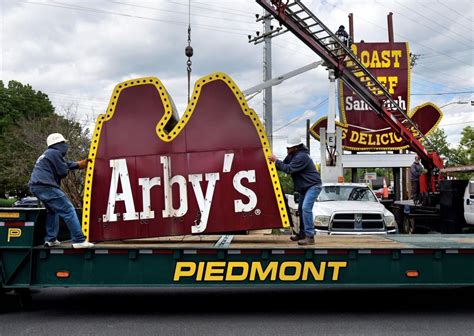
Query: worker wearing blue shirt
29 133 94 249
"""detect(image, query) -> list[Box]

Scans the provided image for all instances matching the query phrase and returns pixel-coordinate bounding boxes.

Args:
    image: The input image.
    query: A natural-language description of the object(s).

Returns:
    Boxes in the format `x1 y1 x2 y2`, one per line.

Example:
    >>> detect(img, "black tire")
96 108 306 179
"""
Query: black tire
403 216 416 234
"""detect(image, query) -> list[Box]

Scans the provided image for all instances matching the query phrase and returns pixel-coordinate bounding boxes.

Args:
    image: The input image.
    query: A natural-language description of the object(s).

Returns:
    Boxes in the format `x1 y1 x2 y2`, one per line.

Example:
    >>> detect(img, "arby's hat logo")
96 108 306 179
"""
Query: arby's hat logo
82 73 289 241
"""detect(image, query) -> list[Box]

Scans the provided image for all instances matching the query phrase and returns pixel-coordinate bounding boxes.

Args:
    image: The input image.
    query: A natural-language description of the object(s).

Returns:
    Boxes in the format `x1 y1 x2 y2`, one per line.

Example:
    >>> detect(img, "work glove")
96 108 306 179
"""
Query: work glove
77 158 92 169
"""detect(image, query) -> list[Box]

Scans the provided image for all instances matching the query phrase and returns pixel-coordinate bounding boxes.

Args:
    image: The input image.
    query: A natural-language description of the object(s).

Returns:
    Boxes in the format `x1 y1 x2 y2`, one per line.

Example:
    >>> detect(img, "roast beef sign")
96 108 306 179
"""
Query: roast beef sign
82 73 289 241
311 42 442 151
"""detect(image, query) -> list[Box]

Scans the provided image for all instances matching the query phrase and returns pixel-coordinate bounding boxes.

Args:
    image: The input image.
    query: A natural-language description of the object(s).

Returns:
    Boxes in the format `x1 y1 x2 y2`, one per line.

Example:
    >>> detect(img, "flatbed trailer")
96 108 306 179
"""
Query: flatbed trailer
1 208 473 300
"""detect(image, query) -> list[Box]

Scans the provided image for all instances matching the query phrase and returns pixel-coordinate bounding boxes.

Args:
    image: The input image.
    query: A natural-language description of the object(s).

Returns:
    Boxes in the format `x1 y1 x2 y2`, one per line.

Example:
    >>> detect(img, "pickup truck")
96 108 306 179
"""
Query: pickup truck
287 183 398 235
464 177 474 226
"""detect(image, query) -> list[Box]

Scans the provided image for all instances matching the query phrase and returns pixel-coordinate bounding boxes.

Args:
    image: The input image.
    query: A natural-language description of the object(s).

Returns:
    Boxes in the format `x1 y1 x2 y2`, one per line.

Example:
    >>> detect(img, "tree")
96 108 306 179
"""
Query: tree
0 104 90 207
423 126 473 180
450 126 474 180
457 126 473 165
0 80 54 134
423 128 451 163
278 171 294 194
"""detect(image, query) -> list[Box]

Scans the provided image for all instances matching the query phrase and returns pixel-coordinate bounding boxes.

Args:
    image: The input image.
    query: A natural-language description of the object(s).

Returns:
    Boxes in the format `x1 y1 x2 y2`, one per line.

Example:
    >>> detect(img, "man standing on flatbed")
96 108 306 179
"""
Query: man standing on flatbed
268 136 322 245
29 133 94 249
410 156 423 203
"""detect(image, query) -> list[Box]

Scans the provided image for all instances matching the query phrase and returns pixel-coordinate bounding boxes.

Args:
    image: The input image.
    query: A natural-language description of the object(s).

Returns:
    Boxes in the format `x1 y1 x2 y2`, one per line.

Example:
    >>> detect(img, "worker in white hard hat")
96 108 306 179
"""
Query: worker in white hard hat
268 135 322 245
29 133 94 249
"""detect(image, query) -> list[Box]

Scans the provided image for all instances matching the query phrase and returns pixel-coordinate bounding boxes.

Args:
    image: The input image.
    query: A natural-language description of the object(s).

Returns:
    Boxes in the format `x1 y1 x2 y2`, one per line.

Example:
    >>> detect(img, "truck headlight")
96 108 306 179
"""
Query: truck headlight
314 215 330 227
384 214 396 228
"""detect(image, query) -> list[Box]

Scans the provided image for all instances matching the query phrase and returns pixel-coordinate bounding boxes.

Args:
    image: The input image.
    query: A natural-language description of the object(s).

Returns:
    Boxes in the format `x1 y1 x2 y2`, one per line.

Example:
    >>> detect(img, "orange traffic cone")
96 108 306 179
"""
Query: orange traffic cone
383 178 389 199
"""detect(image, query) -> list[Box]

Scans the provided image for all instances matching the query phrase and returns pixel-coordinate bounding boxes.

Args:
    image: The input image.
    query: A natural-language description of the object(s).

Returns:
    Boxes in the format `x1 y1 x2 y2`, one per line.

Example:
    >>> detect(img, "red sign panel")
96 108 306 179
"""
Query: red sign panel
82 73 289 241
311 42 442 150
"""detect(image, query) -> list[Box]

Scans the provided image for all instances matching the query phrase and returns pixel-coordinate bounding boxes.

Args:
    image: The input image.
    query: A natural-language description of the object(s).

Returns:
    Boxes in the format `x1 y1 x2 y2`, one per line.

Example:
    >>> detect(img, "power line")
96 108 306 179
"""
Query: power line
411 91 473 96
440 121 474 127
326 1 474 67
436 0 473 25
165 0 252 17
392 0 473 46
110 1 256 24
411 72 472 92
423 3 472 32
419 47 473 59
24 1 250 36
274 98 328 132
412 63 473 84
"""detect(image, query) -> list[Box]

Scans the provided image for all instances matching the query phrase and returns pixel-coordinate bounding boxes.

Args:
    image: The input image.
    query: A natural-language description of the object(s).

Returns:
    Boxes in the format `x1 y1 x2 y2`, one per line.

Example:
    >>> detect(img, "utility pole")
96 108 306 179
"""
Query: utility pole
263 11 273 149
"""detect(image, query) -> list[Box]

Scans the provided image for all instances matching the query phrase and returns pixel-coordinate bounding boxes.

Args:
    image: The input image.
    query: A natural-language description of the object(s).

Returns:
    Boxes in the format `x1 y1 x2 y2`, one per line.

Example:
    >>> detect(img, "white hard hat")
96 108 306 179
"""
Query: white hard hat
46 133 67 147
286 135 303 148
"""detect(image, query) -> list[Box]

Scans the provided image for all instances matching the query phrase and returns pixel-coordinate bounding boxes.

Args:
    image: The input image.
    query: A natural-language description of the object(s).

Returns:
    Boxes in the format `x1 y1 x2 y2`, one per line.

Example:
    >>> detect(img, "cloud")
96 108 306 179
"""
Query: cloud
1 0 472 162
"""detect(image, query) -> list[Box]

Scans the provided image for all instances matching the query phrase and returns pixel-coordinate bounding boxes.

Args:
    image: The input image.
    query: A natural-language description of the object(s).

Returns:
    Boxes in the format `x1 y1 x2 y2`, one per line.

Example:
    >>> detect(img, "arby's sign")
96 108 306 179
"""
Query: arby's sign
82 73 289 241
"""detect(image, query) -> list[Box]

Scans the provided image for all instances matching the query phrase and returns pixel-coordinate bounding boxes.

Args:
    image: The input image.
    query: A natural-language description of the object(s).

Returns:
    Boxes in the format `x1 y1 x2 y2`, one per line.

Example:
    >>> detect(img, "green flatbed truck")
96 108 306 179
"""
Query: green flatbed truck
1 207 473 310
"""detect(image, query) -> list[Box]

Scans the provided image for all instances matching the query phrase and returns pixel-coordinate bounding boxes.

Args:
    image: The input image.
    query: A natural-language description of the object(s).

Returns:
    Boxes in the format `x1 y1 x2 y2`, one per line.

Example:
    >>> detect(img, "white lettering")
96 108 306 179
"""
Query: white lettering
189 173 220 233
102 156 260 232
103 159 139 222
161 156 188 218
233 170 257 212
138 177 161 219
345 96 353 110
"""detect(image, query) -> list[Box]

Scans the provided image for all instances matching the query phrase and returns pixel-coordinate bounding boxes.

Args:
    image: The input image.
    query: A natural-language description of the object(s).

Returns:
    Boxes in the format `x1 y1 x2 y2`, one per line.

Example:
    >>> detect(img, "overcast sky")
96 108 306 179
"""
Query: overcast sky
1 0 473 160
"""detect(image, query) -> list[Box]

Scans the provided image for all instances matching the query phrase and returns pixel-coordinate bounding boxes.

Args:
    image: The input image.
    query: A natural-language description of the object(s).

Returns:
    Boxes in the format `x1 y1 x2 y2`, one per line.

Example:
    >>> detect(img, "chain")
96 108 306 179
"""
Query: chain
185 0 193 103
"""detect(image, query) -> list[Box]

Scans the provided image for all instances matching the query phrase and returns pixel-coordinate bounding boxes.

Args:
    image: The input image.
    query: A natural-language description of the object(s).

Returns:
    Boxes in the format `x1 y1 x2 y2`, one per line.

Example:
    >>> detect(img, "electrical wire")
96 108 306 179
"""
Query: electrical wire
110 1 256 24
436 0 473 23
322 1 472 67
24 1 250 36
274 98 328 132
411 91 473 96
392 0 473 46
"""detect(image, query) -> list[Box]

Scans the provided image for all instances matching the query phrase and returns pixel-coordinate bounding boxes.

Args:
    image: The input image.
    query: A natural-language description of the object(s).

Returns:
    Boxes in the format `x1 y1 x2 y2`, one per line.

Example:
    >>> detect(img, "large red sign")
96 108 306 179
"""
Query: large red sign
82 73 289 241
311 42 442 150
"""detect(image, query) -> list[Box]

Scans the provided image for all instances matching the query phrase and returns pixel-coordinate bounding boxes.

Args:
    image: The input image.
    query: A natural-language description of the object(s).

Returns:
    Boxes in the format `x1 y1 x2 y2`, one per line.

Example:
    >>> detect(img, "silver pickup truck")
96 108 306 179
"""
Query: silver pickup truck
287 183 398 235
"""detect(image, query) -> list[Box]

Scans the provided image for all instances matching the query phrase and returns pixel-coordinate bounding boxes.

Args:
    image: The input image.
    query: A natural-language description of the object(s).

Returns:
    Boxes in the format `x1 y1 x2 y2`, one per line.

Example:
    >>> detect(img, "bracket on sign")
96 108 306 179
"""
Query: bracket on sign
214 235 234 248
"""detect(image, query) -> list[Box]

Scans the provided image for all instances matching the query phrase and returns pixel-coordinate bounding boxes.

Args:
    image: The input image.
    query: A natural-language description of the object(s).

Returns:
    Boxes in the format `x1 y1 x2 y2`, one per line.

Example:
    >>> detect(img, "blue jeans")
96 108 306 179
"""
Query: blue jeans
298 185 322 238
30 185 86 243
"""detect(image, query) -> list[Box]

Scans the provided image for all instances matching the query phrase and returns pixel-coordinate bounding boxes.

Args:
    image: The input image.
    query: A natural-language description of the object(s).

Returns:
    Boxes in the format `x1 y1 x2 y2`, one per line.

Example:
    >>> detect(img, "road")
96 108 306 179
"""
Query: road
1 287 473 336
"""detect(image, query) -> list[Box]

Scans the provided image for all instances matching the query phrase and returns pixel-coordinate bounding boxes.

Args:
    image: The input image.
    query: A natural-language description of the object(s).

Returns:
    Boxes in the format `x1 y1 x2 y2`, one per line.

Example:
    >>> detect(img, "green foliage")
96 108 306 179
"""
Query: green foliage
0 112 90 206
0 80 55 134
423 128 452 163
457 126 473 165
0 80 90 206
278 171 294 194
0 198 15 207
424 126 474 180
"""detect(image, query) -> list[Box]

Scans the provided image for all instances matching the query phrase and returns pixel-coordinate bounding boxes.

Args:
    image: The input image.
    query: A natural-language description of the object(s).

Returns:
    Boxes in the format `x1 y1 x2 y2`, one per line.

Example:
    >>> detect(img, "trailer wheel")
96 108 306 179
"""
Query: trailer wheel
403 217 415 234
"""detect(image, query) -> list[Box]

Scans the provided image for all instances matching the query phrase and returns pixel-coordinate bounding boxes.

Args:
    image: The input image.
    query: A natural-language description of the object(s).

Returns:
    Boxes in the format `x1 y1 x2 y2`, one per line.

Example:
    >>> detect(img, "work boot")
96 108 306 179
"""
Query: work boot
290 233 305 241
298 237 315 245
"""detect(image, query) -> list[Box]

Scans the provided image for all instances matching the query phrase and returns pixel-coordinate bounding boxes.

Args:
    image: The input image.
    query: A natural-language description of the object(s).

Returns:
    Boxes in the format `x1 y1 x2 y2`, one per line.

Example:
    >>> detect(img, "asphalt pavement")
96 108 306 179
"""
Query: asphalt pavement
1 286 473 336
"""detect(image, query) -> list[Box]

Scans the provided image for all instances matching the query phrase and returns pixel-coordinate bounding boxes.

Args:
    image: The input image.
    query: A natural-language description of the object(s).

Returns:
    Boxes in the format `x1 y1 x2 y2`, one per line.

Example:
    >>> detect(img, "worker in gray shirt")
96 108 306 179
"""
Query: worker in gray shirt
410 156 423 203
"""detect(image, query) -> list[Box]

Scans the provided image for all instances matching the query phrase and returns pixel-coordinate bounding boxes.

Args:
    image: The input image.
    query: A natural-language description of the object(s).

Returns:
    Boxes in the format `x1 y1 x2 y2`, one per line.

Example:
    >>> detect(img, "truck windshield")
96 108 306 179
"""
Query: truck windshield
318 186 377 202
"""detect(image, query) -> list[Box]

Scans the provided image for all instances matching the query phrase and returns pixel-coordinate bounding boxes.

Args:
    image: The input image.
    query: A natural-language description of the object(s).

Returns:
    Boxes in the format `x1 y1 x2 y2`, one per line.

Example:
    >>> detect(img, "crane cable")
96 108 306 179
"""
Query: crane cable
185 0 193 103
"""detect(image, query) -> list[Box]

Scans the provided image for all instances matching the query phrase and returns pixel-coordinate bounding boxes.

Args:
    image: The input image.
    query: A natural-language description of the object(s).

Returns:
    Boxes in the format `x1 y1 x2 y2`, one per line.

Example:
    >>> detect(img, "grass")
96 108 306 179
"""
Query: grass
0 198 16 207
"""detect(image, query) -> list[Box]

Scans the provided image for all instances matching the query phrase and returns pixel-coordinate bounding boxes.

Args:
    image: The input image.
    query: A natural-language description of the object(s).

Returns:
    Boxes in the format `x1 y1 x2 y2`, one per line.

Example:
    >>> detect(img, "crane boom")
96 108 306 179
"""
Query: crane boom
255 0 443 191
243 60 323 98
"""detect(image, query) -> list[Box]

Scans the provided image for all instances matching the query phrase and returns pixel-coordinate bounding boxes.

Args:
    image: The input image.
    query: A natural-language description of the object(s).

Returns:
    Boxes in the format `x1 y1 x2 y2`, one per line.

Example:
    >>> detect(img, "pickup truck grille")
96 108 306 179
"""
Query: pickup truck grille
331 213 384 230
